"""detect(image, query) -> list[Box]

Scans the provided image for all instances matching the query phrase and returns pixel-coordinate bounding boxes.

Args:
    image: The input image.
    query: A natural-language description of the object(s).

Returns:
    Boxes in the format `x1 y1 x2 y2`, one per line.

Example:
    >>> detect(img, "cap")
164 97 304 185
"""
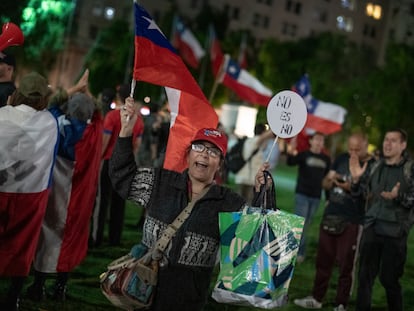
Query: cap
67 93 95 122
191 128 228 156
0 52 15 67
18 72 51 98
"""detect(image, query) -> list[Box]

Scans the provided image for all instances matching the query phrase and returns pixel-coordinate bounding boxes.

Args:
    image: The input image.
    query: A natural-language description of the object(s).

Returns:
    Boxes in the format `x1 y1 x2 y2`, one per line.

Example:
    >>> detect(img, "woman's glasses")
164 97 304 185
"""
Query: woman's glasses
191 143 221 158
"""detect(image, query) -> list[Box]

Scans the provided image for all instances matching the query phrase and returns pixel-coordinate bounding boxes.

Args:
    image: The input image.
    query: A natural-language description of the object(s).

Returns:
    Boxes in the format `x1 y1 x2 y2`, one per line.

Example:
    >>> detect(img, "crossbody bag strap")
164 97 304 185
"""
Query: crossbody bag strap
153 185 211 257
246 147 259 164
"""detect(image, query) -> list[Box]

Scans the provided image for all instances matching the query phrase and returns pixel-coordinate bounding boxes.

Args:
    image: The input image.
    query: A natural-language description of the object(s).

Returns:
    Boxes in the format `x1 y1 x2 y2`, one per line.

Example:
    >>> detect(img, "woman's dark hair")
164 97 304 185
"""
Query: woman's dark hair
9 90 49 111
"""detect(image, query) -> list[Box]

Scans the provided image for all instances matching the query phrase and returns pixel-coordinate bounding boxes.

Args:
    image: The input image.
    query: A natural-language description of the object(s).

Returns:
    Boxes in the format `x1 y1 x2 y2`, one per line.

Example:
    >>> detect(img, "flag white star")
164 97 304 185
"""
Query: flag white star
228 64 237 74
142 16 166 39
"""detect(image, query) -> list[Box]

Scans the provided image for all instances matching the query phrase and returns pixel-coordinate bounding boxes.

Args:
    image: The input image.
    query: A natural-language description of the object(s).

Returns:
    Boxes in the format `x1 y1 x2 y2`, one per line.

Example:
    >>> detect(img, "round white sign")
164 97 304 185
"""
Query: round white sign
266 90 307 138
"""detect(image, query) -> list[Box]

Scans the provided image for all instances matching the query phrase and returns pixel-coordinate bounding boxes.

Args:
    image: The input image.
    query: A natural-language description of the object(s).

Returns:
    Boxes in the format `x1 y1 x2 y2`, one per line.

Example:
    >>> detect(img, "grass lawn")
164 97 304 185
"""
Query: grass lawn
1 161 414 310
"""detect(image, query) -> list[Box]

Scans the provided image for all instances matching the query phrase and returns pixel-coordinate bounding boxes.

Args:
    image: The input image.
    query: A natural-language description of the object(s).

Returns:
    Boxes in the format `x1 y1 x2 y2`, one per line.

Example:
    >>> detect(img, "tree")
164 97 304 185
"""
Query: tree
16 0 74 73
83 20 132 95
0 0 29 24
368 43 414 150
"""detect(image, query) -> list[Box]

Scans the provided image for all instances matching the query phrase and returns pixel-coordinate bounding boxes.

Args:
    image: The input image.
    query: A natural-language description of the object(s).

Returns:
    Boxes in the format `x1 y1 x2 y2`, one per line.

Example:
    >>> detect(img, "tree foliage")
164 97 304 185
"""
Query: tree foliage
0 0 29 24
17 0 74 73
83 20 133 96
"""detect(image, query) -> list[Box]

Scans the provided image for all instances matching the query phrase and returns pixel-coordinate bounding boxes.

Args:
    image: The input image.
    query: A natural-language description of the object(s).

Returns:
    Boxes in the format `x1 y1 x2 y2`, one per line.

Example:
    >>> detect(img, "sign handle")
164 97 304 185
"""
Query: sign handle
265 136 279 163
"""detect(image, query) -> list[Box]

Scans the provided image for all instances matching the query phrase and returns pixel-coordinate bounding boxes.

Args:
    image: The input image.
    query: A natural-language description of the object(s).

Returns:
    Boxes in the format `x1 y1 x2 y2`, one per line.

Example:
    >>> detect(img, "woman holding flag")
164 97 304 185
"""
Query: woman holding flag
108 97 271 311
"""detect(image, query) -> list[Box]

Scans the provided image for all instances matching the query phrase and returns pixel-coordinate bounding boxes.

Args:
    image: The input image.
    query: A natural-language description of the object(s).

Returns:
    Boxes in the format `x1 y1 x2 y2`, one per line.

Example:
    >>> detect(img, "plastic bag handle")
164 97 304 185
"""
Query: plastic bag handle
256 170 277 211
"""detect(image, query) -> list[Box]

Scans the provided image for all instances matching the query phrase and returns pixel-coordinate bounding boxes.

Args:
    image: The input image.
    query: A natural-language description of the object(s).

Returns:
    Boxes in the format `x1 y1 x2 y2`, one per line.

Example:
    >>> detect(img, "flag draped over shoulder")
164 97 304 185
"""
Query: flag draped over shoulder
0 107 59 276
33 112 103 273
172 16 205 69
221 55 273 107
133 2 218 172
292 74 347 135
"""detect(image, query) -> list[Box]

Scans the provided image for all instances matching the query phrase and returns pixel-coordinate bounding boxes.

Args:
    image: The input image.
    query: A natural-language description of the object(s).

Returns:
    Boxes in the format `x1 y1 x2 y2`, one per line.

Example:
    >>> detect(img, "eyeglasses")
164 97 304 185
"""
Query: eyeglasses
191 143 222 158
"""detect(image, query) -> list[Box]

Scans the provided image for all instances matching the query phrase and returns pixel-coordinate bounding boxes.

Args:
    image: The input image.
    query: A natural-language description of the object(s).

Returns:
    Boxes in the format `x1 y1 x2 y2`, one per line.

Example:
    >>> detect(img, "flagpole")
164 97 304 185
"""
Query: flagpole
198 31 210 89
208 54 227 103
170 14 178 42
238 32 247 68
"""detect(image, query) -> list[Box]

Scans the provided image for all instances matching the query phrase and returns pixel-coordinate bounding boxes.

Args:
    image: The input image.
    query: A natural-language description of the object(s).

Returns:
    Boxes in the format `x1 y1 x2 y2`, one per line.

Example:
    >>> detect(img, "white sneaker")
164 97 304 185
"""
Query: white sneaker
334 304 346 311
293 296 322 309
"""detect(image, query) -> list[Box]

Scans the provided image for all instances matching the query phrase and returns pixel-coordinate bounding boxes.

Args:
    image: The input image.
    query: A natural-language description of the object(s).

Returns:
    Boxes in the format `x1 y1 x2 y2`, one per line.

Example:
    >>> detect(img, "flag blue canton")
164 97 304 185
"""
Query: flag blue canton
307 97 319 114
225 58 241 79
134 3 177 54
295 75 311 97
294 74 318 113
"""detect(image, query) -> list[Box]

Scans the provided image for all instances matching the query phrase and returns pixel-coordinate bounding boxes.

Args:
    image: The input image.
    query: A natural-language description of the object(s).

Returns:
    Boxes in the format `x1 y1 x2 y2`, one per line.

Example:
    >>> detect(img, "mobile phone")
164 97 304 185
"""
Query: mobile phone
336 176 346 183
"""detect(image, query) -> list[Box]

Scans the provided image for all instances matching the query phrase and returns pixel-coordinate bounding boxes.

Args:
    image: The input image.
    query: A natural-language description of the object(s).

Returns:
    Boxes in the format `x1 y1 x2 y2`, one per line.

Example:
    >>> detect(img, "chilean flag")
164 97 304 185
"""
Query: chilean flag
133 1 218 172
292 74 347 135
33 111 103 273
0 106 58 276
172 15 205 69
221 54 273 107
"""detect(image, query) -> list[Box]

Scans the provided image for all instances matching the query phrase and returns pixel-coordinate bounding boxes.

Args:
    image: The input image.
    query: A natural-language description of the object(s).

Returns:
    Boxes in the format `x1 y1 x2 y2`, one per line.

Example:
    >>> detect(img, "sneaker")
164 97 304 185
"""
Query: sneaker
334 304 346 311
293 296 322 309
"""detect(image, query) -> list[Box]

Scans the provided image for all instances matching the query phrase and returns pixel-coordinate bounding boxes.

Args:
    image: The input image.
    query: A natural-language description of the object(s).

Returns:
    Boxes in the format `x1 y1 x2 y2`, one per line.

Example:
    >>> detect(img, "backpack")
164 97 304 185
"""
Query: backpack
225 137 259 174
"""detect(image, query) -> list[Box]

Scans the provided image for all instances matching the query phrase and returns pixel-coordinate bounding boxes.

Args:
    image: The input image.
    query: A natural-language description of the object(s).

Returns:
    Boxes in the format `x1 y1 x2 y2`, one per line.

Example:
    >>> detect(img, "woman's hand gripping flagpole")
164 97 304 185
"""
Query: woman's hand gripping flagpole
120 96 138 138
123 79 136 123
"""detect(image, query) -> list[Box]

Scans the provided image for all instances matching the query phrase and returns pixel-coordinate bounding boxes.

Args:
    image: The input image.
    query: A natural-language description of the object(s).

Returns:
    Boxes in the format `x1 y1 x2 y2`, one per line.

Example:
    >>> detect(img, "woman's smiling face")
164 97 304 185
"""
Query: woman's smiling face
187 141 222 183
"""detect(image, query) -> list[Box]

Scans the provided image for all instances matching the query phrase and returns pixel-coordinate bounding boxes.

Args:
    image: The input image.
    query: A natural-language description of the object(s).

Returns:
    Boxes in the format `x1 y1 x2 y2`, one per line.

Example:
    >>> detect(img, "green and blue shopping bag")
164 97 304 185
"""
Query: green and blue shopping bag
212 171 304 308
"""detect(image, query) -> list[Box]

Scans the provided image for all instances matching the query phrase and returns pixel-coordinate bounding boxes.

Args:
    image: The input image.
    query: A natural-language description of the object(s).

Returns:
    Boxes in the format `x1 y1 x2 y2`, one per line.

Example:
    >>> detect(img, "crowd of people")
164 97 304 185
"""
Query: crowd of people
0 51 413 311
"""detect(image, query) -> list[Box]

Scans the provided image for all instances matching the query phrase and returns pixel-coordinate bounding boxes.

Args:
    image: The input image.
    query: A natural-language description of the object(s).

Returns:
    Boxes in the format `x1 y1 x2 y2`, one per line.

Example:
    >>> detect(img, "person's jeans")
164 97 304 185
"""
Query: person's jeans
294 193 321 257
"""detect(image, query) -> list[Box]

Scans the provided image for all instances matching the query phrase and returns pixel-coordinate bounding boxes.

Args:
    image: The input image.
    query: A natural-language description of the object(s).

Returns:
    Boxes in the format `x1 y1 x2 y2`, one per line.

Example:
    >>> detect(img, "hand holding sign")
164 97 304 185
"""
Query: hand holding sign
265 90 307 162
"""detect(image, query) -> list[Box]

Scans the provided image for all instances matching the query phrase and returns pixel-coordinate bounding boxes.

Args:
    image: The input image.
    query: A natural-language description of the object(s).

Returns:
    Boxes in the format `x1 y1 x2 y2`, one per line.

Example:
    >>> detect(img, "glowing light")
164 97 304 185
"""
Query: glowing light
366 3 382 20
144 96 150 103
140 106 150 116
110 102 116 109
336 15 353 32
104 7 115 20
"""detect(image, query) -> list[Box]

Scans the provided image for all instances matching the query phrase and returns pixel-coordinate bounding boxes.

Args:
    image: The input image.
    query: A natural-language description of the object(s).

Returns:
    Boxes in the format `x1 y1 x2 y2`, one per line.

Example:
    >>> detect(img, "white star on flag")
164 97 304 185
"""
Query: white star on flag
142 16 166 38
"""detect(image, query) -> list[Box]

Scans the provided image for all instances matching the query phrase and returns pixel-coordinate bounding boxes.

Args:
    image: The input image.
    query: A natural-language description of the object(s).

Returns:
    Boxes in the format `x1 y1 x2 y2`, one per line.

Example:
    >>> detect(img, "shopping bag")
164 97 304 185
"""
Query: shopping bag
212 207 304 309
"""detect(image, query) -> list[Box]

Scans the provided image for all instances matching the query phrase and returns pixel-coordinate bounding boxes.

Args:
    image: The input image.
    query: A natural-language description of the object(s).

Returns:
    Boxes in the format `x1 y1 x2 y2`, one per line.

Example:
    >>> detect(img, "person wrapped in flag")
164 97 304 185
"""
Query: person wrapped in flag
0 72 58 310
25 71 103 302
108 96 271 311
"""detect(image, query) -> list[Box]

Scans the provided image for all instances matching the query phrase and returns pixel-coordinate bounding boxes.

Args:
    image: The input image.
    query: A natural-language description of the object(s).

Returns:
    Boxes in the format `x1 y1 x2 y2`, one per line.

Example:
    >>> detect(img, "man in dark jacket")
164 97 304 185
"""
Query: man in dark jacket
350 128 414 311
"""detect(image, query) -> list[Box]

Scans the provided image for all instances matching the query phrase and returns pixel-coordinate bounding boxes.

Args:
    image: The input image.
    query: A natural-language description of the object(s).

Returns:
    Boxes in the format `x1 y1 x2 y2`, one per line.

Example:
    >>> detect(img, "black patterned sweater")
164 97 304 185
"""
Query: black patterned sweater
109 137 248 311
